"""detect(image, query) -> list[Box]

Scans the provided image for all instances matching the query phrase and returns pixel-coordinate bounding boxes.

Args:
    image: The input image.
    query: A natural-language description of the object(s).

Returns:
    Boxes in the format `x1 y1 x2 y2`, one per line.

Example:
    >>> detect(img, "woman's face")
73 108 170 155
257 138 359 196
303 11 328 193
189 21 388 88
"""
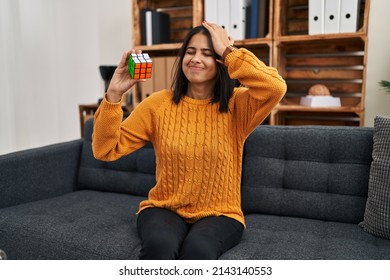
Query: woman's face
182 33 218 86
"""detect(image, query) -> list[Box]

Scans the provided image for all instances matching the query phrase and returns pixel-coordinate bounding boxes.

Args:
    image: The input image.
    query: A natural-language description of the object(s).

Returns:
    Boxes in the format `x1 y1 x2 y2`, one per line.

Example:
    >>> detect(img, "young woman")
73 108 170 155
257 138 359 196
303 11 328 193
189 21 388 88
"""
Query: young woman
92 21 286 259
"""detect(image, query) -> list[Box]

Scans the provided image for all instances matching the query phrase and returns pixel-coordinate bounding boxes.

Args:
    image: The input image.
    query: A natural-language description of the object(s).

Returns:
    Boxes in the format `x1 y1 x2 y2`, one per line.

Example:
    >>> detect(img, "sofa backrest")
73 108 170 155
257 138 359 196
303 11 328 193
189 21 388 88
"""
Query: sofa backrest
78 120 374 224
77 119 156 197
241 125 374 224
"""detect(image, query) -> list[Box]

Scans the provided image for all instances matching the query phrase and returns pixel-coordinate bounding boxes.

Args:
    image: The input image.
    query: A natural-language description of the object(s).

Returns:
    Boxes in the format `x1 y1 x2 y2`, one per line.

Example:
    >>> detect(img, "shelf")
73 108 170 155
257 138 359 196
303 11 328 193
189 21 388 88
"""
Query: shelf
79 103 132 137
134 43 182 57
130 0 370 126
275 32 367 44
270 104 364 126
132 0 202 48
274 0 369 37
271 0 370 126
234 37 273 47
272 104 363 113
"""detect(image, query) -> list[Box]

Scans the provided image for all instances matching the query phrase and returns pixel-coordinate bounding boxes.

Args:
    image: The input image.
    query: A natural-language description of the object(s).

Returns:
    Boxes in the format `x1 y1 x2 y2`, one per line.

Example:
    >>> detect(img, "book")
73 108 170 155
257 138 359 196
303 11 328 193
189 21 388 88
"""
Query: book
257 0 269 37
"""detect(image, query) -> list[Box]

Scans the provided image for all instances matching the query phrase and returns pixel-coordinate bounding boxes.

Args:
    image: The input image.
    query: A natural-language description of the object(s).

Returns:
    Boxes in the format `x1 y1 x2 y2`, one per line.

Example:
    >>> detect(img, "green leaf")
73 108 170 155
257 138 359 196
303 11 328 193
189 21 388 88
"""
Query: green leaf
379 80 390 94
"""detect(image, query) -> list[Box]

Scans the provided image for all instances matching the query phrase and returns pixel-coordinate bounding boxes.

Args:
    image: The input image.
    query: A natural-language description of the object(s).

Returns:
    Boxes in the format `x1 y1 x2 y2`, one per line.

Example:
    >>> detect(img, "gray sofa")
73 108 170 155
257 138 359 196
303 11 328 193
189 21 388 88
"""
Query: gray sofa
1 119 389 260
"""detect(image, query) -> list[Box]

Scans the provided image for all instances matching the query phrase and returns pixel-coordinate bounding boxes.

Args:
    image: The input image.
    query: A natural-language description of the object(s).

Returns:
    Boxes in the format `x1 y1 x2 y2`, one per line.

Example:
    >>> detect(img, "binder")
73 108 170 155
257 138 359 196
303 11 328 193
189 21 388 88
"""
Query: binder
204 0 218 23
217 0 230 33
153 57 167 92
245 1 253 38
339 0 360 33
165 56 177 89
257 0 269 37
140 76 154 100
140 56 177 99
141 9 170 45
308 0 324 34
145 11 153 46
230 0 250 40
324 0 340 34
246 0 257 38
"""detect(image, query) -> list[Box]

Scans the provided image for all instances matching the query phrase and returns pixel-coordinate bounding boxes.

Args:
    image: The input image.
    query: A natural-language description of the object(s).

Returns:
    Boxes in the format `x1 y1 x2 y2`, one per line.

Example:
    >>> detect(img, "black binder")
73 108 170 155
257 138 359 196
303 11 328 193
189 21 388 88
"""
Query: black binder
141 9 170 45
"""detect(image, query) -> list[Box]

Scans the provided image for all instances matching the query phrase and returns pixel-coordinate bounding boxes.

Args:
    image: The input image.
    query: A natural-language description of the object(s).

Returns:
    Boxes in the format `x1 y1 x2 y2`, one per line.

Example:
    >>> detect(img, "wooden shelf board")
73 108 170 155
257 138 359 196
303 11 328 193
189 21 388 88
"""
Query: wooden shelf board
134 43 182 52
234 37 273 47
273 104 363 113
275 32 366 45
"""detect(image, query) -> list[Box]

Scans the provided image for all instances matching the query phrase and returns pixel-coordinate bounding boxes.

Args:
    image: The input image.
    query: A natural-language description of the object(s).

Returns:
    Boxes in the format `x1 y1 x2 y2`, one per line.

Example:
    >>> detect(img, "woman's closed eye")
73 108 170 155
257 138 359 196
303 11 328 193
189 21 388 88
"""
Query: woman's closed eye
186 47 214 57
186 50 196 55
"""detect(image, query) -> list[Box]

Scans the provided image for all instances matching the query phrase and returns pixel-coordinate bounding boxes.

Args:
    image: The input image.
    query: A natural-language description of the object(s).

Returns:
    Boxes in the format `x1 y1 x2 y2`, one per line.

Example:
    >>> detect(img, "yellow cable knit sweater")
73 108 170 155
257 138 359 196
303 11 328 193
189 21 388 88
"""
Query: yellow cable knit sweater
92 48 286 227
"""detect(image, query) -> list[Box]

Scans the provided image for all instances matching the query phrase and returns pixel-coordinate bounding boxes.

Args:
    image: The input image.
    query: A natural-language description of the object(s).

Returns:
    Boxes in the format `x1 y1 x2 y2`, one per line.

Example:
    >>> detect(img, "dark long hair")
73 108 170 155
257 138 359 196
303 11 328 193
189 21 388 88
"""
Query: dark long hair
171 25 235 113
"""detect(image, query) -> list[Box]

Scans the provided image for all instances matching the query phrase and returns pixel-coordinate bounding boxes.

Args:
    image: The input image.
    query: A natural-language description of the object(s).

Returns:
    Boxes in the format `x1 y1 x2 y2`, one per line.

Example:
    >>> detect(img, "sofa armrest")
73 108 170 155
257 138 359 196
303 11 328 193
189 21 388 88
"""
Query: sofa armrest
0 139 83 209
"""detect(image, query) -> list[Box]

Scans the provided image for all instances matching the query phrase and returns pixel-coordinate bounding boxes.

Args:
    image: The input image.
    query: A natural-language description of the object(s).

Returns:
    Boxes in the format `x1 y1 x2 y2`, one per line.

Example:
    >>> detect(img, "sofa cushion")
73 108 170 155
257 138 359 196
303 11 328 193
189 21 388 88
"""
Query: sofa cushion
77 119 156 196
220 214 390 259
241 126 373 223
360 116 390 239
0 190 143 259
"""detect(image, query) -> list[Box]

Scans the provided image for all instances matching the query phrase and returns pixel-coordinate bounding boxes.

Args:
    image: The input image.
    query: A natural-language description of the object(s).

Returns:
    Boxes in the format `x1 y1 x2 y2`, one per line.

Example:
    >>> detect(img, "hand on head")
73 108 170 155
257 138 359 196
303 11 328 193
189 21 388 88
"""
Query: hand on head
201 21 235 58
106 22 234 103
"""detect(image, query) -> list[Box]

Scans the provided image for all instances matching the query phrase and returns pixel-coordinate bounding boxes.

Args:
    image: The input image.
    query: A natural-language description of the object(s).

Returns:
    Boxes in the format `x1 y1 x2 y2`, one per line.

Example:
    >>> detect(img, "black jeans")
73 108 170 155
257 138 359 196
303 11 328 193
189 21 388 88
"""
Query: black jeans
136 207 244 260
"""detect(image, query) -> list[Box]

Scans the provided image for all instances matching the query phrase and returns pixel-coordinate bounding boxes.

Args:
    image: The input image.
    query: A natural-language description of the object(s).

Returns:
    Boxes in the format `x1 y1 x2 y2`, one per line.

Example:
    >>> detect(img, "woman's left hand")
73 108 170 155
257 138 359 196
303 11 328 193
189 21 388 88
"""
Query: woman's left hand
202 21 235 58
106 49 146 103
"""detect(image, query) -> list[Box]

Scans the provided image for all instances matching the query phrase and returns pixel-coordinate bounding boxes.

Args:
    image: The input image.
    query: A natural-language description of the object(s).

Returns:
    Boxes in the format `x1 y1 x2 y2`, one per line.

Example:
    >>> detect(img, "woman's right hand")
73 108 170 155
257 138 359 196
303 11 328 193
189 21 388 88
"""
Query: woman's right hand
106 49 146 103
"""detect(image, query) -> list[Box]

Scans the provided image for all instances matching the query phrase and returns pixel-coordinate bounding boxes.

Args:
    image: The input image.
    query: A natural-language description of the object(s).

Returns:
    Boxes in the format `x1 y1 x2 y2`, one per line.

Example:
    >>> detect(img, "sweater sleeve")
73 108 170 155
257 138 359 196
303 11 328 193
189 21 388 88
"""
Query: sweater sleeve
225 48 287 137
92 94 154 161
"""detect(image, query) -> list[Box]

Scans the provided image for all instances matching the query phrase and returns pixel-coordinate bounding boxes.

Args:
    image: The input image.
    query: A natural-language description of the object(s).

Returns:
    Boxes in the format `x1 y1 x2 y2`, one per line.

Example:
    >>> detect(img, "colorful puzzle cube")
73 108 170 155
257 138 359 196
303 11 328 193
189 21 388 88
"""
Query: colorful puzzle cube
128 53 152 79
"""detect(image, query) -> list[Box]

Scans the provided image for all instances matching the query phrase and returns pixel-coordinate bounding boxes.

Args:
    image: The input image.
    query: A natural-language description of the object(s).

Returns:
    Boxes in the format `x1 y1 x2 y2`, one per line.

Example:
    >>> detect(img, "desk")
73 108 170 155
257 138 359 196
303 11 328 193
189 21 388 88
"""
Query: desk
270 104 364 126
79 103 133 137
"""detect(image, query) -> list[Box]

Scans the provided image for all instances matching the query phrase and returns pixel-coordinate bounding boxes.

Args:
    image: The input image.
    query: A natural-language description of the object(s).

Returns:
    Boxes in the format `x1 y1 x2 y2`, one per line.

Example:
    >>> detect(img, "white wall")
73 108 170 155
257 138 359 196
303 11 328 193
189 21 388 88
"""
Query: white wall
364 0 390 126
0 0 132 155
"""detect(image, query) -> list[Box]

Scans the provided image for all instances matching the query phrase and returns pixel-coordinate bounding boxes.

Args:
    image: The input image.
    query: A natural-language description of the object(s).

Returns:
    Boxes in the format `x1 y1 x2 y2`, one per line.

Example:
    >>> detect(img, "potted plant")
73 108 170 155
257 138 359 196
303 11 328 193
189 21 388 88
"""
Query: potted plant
379 80 390 94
